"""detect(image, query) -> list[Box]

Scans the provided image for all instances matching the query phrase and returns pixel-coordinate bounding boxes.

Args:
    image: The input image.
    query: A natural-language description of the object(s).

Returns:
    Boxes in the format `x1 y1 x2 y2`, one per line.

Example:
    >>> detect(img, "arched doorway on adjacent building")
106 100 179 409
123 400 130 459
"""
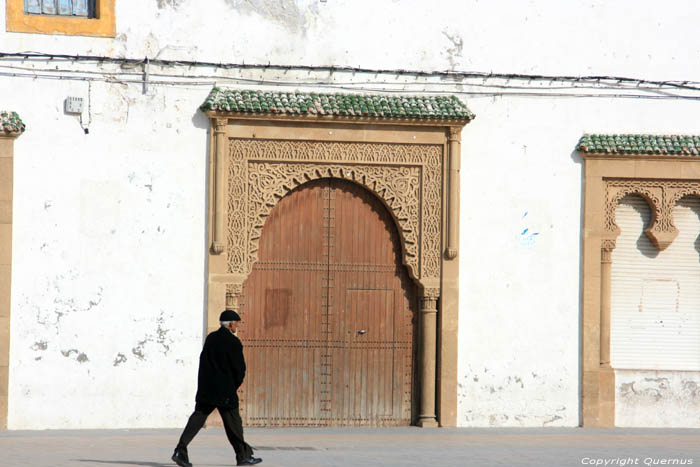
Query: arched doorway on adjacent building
237 178 418 426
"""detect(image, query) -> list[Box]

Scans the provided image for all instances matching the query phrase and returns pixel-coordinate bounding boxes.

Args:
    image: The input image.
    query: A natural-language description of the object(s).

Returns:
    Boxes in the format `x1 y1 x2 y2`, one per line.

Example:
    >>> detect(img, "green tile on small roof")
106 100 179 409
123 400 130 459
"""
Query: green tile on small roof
577 134 700 156
0 111 25 135
200 88 475 122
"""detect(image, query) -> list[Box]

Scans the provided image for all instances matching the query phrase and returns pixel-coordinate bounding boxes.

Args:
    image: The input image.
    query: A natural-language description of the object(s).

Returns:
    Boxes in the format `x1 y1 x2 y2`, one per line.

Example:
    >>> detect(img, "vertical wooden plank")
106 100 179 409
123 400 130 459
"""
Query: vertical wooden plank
41 0 57 15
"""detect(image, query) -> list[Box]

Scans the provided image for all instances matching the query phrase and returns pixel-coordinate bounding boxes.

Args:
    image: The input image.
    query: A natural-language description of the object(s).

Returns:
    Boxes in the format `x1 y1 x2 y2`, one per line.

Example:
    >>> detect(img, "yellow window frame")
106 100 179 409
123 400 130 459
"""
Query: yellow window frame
6 0 115 37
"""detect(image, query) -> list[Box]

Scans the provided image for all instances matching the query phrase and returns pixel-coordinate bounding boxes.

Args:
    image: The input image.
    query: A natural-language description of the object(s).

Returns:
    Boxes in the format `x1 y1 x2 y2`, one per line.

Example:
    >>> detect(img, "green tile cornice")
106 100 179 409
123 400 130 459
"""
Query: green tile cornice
578 134 700 156
201 88 475 122
0 111 25 135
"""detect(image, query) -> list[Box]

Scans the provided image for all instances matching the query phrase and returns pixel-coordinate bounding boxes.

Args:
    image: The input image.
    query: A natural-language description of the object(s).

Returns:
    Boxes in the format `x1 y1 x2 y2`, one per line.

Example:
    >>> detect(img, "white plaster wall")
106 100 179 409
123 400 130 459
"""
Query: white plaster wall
1 0 699 428
457 97 700 427
4 78 211 428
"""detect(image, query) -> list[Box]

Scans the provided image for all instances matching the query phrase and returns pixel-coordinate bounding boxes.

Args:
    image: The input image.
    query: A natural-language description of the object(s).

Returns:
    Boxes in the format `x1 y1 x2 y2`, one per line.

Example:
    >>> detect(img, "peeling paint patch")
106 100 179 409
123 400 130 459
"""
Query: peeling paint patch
132 339 147 361
543 415 562 426
129 311 174 361
489 414 508 425
616 370 700 427
34 276 104 330
61 349 89 363
31 341 48 351
113 353 127 366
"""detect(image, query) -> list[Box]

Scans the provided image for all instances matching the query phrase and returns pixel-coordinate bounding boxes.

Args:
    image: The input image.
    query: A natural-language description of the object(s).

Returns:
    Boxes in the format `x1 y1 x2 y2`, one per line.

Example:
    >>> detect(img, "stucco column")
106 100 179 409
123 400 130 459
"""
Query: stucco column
418 293 439 427
445 127 461 260
0 113 24 430
598 239 615 426
211 117 227 255
600 240 614 367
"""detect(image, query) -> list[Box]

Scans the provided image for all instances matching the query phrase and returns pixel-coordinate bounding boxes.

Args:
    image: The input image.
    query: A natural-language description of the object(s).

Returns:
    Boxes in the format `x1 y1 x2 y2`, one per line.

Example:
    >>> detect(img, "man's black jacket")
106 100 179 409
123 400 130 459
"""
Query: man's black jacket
195 326 246 408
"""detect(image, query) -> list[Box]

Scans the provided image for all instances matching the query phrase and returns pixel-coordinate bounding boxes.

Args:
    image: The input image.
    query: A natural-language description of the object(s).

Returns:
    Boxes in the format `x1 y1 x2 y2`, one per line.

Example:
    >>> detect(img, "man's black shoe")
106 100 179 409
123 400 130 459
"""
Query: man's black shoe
237 456 263 466
171 448 192 467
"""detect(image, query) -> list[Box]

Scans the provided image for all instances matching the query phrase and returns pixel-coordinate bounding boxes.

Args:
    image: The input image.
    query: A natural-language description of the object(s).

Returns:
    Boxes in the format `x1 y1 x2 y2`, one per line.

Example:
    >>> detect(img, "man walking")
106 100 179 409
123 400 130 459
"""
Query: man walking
172 309 262 466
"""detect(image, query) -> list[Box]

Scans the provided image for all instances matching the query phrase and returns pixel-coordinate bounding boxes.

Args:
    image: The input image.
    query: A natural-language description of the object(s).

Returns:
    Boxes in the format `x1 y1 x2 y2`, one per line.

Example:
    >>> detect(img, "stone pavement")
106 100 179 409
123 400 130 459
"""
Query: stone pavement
1 427 699 467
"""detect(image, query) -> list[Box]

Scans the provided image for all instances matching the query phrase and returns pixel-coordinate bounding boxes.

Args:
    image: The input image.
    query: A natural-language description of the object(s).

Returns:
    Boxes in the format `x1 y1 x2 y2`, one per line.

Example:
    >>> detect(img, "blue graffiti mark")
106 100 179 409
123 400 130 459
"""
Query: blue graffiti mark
519 212 539 248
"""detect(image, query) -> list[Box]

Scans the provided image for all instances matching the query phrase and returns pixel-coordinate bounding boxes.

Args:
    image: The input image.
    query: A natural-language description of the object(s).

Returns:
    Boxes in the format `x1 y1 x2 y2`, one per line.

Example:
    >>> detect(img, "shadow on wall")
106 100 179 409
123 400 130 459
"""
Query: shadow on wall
191 108 208 130
569 148 584 427
195 106 210 341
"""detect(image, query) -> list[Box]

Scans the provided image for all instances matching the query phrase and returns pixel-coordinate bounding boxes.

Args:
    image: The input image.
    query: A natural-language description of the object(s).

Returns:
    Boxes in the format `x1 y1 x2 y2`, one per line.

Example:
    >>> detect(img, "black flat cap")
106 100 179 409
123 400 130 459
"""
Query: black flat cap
220 309 241 321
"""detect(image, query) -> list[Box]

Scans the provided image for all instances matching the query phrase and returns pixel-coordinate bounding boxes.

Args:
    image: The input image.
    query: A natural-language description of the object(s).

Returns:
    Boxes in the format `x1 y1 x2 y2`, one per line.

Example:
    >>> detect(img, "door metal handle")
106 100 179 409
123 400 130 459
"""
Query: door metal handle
357 330 367 335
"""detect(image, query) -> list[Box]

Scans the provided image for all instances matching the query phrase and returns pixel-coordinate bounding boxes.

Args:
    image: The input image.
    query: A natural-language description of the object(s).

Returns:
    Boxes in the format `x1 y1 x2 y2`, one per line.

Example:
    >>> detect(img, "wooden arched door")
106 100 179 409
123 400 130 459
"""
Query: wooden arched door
237 178 417 426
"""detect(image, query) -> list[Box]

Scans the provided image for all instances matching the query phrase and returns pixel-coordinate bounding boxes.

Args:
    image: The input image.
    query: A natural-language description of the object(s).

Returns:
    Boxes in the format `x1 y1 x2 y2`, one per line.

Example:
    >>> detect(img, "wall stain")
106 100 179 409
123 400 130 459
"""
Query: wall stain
113 353 127 366
683 381 698 398
442 30 463 70
226 0 320 34
156 0 186 8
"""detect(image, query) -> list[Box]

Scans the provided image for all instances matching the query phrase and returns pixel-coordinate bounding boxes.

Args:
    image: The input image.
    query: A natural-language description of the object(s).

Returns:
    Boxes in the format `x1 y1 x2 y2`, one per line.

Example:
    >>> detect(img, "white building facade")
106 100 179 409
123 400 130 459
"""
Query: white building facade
1 0 699 429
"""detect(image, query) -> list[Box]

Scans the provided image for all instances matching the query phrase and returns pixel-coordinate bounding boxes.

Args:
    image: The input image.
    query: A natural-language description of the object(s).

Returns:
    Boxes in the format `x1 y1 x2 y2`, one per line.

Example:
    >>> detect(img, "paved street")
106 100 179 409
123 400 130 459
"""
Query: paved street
1 427 699 467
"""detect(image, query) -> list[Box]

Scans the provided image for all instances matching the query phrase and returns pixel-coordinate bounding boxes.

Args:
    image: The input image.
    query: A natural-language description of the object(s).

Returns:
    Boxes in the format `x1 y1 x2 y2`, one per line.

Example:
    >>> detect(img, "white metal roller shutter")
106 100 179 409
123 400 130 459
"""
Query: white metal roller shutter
611 195 700 370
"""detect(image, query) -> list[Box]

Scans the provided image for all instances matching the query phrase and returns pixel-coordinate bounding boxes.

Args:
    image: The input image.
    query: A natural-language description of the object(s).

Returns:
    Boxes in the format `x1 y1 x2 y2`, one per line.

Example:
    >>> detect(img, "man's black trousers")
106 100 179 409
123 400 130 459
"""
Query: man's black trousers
176 402 254 463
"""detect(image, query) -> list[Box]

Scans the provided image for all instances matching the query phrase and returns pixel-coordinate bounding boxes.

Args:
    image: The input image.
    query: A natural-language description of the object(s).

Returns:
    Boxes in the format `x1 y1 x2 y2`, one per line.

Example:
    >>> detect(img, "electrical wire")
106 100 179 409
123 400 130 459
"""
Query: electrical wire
3 51 700 89
2 51 700 100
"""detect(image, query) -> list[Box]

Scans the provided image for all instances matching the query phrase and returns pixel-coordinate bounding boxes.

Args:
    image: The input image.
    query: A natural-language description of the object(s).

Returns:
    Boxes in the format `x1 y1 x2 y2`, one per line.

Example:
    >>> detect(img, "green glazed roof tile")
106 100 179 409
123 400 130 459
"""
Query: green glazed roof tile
0 111 25 135
577 134 700 156
201 88 475 122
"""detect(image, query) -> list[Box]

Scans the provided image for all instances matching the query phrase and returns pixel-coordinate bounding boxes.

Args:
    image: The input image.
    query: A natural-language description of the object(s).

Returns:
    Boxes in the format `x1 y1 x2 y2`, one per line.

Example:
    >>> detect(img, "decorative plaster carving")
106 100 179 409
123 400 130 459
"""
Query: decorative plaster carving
226 283 243 297
601 239 616 252
447 126 461 142
421 287 441 300
247 162 420 275
226 139 443 282
214 118 228 133
225 283 244 308
604 179 700 251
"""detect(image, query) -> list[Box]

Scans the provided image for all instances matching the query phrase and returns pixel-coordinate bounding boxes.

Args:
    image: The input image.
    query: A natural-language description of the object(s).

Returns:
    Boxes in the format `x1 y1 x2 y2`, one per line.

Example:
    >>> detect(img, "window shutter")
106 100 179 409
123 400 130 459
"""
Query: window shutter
611 195 700 371
41 0 57 15
25 0 42 14
72 0 88 16
57 0 72 15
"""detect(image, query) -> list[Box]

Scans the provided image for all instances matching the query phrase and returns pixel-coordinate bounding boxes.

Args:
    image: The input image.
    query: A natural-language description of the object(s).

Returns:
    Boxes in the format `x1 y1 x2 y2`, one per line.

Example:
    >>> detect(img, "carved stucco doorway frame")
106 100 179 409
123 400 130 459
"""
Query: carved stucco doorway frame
580 135 700 426
204 111 470 427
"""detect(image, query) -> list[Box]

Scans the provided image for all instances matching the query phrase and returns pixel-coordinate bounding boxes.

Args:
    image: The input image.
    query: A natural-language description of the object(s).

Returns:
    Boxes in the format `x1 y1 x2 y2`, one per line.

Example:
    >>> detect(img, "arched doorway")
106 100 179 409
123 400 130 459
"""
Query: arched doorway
237 178 418 426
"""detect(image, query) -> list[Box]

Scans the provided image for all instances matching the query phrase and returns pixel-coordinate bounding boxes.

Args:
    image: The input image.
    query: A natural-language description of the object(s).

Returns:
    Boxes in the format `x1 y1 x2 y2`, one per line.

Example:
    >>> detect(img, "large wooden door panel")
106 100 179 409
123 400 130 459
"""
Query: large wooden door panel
239 179 416 426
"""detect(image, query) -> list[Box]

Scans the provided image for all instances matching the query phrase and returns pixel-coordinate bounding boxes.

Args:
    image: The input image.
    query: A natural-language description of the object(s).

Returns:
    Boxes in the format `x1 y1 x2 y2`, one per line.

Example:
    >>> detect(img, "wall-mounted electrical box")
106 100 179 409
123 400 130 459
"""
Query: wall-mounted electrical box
64 97 84 115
